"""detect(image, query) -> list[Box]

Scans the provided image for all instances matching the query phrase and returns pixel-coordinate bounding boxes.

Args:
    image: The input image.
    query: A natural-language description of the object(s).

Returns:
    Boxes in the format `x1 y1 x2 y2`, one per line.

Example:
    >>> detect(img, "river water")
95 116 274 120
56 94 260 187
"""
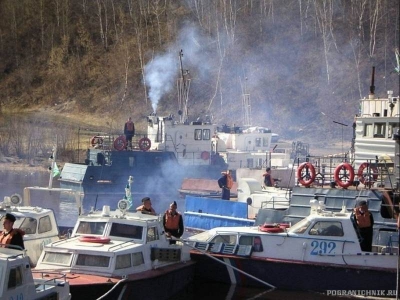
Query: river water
0 169 359 299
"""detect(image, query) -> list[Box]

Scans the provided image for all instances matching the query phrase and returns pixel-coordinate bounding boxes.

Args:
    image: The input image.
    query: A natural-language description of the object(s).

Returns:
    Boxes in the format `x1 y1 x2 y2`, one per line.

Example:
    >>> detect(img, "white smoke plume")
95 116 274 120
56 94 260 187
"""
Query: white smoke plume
144 24 211 113
145 52 178 112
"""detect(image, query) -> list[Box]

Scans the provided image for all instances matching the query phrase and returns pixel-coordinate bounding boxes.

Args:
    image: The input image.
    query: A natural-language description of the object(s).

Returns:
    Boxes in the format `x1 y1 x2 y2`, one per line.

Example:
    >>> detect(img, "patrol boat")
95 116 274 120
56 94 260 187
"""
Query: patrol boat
0 247 71 300
185 67 400 247
186 201 398 294
59 52 283 210
34 198 194 300
0 194 61 266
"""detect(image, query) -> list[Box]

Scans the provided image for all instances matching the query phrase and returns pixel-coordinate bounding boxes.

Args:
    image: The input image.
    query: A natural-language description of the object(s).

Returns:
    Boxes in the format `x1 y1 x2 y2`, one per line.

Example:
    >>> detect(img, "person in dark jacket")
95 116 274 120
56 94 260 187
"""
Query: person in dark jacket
0 213 25 250
218 170 233 200
353 199 374 251
263 167 275 187
163 201 184 244
124 117 135 150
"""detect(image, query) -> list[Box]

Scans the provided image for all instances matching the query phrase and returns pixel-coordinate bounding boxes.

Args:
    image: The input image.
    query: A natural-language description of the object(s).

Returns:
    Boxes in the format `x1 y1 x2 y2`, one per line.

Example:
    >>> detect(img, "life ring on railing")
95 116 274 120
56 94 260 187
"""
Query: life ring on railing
201 151 210 160
113 136 126 151
78 236 111 244
139 137 151 151
259 223 289 233
357 162 378 186
334 162 355 188
297 162 316 187
91 136 104 147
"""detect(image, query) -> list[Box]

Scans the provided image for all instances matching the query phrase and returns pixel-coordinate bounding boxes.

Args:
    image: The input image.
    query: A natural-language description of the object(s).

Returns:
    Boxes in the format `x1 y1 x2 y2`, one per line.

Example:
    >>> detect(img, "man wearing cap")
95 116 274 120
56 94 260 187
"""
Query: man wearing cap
136 197 156 215
354 200 374 251
218 170 233 200
0 213 25 250
163 201 184 244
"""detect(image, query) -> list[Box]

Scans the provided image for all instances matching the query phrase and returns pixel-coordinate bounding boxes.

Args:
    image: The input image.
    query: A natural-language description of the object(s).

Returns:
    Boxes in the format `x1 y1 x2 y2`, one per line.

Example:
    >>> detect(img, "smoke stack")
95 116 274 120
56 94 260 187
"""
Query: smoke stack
369 66 375 98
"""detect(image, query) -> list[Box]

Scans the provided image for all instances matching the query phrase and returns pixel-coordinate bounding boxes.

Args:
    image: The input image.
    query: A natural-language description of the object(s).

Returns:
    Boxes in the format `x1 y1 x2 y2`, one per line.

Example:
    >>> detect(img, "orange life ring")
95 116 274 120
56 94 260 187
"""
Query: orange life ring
139 137 151 151
297 162 316 187
91 136 104 147
201 151 210 160
334 162 355 188
78 236 111 244
259 223 287 233
114 136 126 151
357 162 378 186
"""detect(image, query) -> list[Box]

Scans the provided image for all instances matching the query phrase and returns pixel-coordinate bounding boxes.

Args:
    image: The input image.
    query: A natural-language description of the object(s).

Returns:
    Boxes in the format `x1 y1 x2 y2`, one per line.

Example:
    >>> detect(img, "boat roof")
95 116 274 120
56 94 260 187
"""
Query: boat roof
78 209 159 222
190 209 353 236
0 248 26 261
0 206 55 218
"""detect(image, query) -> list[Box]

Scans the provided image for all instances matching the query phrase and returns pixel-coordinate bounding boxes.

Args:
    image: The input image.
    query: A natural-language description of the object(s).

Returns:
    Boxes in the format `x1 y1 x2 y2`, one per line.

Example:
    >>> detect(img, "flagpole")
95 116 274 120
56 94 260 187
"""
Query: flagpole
49 136 58 189
49 146 55 189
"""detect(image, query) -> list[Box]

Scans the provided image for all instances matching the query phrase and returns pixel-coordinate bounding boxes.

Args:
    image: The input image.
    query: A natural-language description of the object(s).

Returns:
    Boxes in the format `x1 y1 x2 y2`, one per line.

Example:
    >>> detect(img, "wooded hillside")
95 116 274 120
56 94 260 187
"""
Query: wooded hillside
0 0 399 161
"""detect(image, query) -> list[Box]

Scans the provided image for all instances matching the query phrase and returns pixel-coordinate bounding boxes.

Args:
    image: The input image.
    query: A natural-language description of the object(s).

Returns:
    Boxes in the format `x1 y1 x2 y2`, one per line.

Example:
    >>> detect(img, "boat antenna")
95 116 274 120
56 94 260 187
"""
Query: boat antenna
240 76 251 128
369 66 375 96
332 121 348 160
177 50 190 123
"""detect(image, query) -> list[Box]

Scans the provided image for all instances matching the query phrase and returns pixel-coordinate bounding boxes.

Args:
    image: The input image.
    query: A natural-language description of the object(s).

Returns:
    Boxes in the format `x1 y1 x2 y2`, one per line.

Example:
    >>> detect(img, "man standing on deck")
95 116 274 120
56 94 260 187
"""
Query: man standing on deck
353 199 374 251
163 201 184 244
263 167 275 187
218 170 233 200
124 117 135 150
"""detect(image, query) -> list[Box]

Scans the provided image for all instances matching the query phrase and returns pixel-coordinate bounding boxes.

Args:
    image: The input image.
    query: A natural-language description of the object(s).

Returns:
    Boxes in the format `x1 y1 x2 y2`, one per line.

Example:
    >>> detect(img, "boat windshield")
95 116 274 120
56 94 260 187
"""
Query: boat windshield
76 221 106 235
288 218 311 234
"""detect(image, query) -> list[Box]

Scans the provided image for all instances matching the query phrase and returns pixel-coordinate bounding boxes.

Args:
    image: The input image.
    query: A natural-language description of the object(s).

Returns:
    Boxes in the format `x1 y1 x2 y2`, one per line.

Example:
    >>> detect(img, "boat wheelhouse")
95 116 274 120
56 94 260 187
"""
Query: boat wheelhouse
35 201 194 300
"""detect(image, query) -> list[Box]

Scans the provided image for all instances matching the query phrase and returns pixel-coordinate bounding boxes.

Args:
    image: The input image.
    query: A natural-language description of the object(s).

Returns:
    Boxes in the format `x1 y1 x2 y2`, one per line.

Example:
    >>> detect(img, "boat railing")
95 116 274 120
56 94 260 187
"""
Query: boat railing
32 270 69 286
260 196 290 209
107 239 136 251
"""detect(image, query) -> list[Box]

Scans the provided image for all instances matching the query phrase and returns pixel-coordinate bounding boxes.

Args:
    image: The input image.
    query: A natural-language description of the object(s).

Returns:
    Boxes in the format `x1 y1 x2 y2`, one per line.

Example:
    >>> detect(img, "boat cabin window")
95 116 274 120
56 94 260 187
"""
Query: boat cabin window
7 265 23 289
194 129 211 140
255 138 261 147
76 254 110 267
239 235 263 252
115 252 144 269
309 221 344 237
289 218 311 234
116 254 131 269
263 138 269 147
132 252 144 266
364 124 373 137
246 158 253 168
211 234 237 245
77 221 106 235
110 223 143 239
19 217 37 234
373 123 386 138
195 129 202 140
388 123 398 138
42 252 72 266
203 129 211 140
38 216 53 234
146 226 159 242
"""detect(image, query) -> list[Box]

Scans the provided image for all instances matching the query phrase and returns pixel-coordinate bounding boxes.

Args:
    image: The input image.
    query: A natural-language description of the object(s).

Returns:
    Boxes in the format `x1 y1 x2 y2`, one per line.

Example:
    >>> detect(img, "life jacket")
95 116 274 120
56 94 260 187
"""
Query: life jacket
354 209 372 228
164 210 181 230
226 174 233 189
0 229 25 247
126 121 134 131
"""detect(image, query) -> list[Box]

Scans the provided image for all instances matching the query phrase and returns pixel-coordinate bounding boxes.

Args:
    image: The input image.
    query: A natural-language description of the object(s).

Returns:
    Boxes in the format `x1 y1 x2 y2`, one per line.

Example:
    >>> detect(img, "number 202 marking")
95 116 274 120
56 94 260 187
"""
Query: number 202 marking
310 240 336 255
